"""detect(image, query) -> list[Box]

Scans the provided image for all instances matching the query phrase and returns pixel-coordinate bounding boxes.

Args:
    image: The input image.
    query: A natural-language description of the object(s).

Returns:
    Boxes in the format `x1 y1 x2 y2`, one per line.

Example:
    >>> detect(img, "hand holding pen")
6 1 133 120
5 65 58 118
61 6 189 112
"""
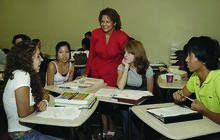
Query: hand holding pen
173 90 195 103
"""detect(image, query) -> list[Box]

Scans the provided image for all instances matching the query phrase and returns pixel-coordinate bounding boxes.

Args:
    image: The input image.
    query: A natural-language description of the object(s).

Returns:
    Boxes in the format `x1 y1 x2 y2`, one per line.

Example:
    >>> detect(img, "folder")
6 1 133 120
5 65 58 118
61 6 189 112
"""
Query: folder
146 105 203 124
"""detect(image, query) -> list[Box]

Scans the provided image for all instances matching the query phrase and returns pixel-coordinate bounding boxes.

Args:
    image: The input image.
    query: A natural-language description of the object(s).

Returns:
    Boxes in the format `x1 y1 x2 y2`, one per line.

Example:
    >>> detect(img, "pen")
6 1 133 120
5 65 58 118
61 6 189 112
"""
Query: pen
59 86 78 89
59 86 71 89
184 96 194 102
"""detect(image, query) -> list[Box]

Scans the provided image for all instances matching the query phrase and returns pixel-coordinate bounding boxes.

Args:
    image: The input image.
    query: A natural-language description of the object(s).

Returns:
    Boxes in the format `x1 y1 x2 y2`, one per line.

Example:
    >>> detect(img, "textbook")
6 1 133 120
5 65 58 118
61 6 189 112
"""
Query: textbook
55 91 97 108
146 105 203 124
95 88 153 105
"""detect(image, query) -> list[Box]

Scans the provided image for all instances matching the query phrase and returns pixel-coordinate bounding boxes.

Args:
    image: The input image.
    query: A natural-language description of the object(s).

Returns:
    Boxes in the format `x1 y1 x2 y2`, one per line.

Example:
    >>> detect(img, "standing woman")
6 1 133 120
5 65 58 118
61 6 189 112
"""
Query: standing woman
117 40 154 140
47 41 74 85
85 7 128 87
85 8 128 139
3 42 63 140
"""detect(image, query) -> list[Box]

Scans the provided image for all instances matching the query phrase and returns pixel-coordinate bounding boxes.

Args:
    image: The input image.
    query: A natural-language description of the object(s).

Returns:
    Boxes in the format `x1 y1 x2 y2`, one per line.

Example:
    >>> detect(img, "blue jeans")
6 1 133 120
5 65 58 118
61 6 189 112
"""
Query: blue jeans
14 130 64 140
121 110 140 140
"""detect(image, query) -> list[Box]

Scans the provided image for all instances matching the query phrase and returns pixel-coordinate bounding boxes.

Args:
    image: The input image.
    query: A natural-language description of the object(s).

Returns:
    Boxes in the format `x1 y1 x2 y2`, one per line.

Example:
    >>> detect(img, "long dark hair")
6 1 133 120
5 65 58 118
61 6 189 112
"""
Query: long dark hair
55 41 71 61
3 42 43 107
125 40 150 75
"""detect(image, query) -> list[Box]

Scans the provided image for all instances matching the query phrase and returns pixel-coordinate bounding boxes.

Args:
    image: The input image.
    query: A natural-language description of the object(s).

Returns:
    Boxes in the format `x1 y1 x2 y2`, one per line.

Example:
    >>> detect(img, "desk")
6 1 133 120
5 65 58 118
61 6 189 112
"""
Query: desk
157 75 187 102
130 103 220 140
20 100 99 139
157 74 186 89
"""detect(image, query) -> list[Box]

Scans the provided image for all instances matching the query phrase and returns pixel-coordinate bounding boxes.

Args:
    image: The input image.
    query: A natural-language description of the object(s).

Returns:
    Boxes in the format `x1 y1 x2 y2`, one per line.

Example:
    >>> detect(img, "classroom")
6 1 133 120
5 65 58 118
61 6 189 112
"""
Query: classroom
1 0 220 140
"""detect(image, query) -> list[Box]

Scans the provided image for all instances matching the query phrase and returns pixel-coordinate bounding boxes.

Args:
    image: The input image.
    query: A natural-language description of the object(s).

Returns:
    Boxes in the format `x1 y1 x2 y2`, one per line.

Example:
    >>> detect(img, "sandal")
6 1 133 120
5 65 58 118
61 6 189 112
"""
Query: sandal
106 131 115 139
97 132 107 139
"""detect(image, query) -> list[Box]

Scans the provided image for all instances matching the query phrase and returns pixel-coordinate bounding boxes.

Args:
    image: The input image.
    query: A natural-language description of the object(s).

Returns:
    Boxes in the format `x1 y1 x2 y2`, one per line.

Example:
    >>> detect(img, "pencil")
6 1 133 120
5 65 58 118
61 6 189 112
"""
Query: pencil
184 96 194 102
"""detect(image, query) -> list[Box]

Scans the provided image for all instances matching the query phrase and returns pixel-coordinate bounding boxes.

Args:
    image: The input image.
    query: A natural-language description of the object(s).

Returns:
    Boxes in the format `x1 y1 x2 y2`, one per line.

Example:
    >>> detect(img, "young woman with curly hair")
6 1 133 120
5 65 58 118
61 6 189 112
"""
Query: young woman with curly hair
3 42 63 140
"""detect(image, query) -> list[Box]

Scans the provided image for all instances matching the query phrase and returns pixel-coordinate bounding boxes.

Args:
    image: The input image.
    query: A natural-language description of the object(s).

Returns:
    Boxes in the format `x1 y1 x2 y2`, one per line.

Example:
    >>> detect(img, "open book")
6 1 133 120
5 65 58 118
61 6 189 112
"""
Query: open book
55 91 97 108
58 77 104 90
146 105 203 123
95 88 153 105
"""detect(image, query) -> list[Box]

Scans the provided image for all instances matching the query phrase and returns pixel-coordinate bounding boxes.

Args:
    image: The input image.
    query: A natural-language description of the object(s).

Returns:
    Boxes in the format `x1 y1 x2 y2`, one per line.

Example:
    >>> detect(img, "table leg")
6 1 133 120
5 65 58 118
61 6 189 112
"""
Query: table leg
128 107 132 140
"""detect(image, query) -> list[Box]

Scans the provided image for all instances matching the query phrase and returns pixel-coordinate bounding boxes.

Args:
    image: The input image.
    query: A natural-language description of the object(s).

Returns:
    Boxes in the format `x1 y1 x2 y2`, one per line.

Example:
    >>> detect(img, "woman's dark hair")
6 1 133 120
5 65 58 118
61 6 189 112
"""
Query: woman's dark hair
3 42 43 107
55 41 71 60
125 40 150 75
32 39 40 45
84 31 92 38
99 8 122 30
12 34 31 45
184 36 220 70
81 38 90 50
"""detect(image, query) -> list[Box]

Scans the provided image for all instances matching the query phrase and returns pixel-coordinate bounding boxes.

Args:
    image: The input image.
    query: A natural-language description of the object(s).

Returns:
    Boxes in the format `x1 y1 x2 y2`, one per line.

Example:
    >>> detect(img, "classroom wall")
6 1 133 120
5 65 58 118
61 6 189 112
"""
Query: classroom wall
1 0 220 64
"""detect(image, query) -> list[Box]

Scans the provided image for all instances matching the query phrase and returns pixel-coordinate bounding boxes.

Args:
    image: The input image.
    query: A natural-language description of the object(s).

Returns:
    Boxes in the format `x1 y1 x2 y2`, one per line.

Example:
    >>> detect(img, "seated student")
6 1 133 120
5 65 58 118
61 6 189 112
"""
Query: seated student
46 41 74 85
173 36 220 140
77 37 90 58
12 34 31 45
3 42 63 140
84 31 92 39
117 40 154 140
32 38 50 87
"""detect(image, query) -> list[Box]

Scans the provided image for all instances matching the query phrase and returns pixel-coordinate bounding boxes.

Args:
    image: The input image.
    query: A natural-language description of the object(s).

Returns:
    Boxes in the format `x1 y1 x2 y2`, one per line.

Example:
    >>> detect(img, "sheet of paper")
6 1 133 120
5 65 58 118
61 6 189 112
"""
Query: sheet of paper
36 107 81 120
147 105 198 117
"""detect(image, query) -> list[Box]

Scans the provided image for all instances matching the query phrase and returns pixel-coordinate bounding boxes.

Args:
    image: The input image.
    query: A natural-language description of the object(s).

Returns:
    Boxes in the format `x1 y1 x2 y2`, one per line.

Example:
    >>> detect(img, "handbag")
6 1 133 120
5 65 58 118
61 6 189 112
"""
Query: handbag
73 51 87 65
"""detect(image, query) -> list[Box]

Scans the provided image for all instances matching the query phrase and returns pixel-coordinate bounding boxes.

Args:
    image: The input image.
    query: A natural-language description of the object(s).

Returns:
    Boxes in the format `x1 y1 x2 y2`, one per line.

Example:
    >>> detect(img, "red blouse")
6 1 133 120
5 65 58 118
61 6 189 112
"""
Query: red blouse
85 28 128 87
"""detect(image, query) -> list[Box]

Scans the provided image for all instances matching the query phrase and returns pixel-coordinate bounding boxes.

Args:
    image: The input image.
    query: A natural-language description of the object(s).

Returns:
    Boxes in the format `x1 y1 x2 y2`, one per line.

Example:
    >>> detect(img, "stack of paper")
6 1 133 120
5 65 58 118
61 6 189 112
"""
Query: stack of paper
95 88 153 105
36 107 81 120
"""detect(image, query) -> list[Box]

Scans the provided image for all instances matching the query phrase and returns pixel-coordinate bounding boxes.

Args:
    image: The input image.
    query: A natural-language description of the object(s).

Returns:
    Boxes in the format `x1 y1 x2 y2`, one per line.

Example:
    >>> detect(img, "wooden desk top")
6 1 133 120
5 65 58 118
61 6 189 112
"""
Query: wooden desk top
131 103 220 139
157 74 187 89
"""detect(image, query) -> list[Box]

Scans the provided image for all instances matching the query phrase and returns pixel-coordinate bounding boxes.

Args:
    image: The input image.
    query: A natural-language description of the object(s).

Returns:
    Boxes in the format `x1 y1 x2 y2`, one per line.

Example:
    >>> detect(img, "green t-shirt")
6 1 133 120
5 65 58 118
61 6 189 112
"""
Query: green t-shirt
186 70 220 113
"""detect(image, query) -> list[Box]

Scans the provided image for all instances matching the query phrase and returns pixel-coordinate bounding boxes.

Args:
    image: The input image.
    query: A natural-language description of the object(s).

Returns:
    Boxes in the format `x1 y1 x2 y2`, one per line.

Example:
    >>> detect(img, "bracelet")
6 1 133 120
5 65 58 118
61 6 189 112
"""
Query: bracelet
42 100 49 107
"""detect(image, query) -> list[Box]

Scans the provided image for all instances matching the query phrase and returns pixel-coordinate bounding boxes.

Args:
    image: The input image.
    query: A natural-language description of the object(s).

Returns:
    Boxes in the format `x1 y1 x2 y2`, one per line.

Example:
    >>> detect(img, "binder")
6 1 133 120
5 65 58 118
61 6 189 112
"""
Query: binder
115 96 148 105
146 105 203 124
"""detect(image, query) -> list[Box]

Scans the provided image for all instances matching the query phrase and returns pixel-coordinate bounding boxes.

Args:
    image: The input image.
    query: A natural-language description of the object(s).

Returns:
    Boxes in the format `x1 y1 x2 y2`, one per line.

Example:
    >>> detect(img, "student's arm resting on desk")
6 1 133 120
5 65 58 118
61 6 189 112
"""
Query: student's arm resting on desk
191 100 220 124
173 86 220 124
117 59 129 89
15 86 47 118
46 62 56 85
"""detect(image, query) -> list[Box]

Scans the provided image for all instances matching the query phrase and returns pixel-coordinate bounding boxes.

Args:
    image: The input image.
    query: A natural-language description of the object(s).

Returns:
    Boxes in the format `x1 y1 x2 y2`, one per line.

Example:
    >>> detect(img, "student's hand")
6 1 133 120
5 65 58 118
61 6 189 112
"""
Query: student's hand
122 58 129 70
173 90 186 103
191 100 206 113
181 73 188 81
76 74 87 80
37 100 48 112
